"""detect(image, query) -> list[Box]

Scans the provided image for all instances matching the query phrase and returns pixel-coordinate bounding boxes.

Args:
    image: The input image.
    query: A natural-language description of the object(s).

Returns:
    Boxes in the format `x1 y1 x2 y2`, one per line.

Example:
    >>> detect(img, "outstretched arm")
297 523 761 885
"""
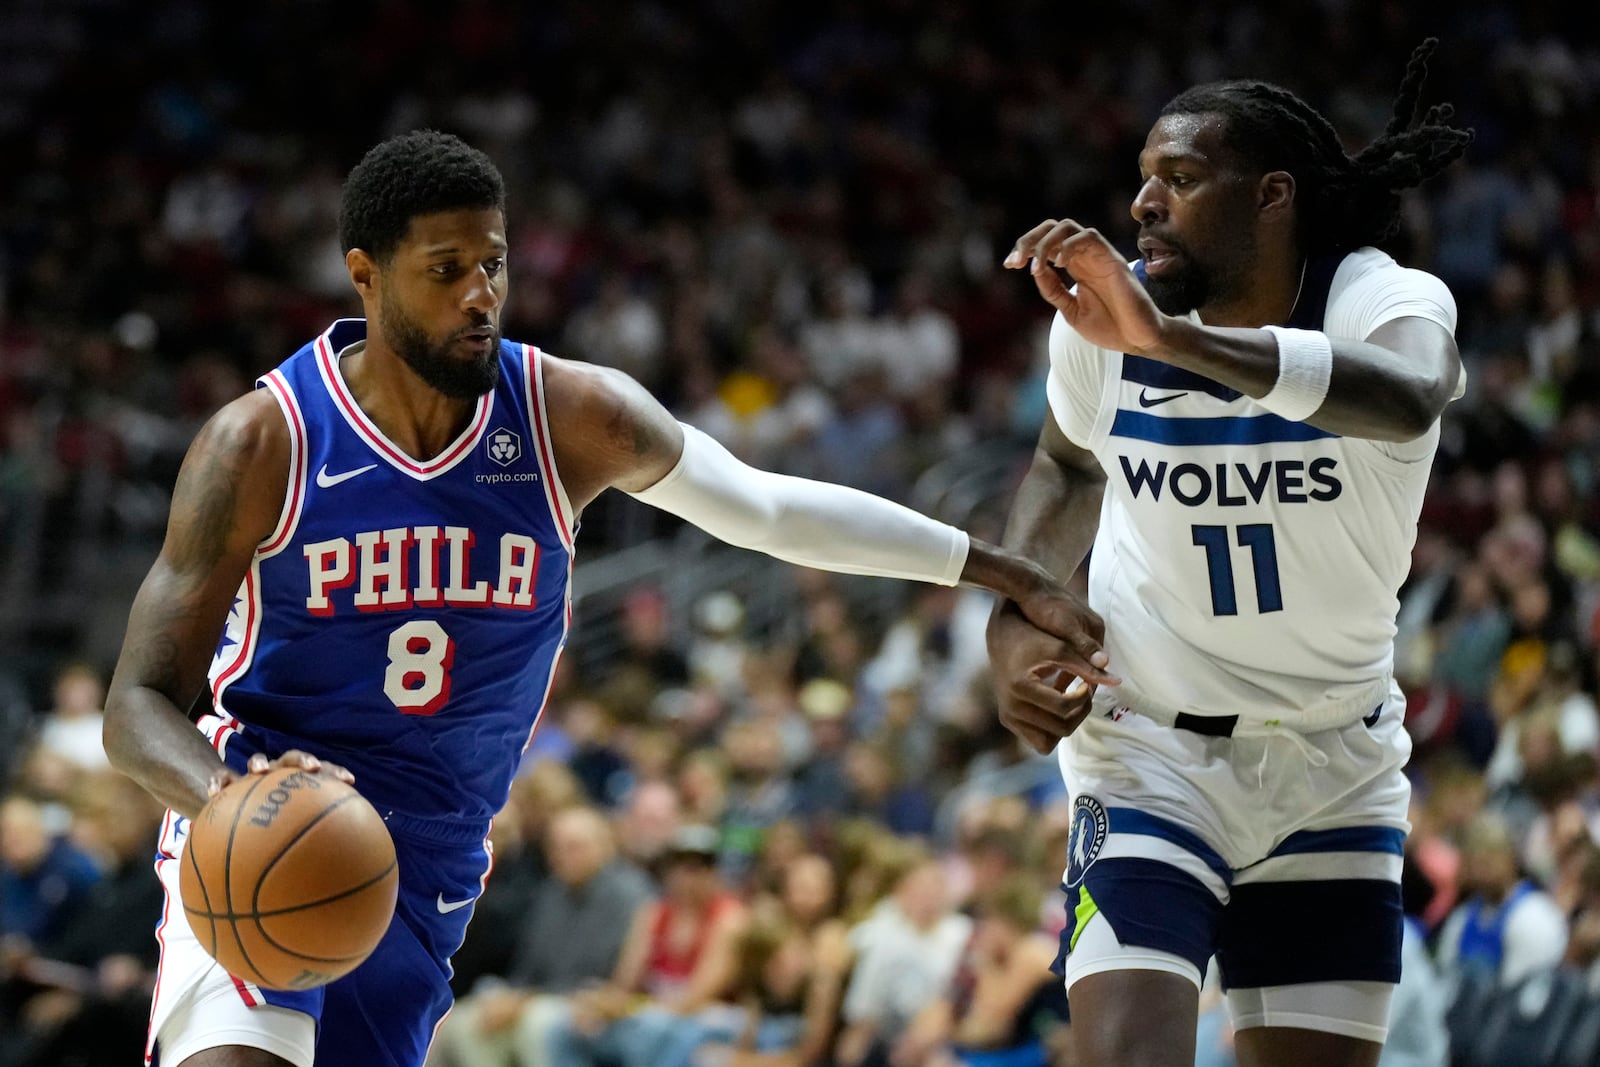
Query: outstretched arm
544 358 1116 688
1007 220 1461 441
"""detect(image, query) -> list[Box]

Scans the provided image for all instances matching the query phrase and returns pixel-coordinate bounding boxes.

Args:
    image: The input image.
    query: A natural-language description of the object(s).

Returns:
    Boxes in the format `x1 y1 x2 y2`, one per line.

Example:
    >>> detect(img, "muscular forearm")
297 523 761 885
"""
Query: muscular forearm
1145 317 1450 440
998 447 1104 582
103 687 222 819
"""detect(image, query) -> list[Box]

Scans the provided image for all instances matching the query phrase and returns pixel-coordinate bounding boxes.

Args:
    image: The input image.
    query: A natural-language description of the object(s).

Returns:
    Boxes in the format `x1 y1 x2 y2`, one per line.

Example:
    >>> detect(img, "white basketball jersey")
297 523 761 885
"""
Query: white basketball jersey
1048 248 1459 728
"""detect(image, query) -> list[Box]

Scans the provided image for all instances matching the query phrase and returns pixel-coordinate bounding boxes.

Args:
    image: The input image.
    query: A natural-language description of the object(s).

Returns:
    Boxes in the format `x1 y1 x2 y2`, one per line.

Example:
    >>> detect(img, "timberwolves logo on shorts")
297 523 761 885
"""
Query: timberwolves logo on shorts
488 427 522 466
1066 795 1108 888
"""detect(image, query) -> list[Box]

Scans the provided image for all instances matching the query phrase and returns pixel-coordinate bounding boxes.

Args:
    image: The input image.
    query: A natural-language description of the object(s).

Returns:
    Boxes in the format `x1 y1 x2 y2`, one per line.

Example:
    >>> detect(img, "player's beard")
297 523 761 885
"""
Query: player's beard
1141 231 1256 318
1143 257 1210 316
380 291 501 399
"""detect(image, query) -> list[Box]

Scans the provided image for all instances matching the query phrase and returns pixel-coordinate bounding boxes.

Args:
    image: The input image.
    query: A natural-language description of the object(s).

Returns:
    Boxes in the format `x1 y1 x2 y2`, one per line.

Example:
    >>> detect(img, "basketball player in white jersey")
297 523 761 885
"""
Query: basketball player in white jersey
984 39 1474 1067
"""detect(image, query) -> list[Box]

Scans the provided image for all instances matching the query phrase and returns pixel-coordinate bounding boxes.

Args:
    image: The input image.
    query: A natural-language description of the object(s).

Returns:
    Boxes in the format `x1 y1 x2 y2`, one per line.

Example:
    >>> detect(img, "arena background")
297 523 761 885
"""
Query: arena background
2 2 1598 1065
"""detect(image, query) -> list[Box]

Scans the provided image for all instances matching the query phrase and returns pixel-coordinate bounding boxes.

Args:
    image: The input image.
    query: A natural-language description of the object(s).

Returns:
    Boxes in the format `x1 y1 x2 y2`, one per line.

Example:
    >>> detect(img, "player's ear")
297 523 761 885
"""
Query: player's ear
346 249 378 297
1259 170 1295 217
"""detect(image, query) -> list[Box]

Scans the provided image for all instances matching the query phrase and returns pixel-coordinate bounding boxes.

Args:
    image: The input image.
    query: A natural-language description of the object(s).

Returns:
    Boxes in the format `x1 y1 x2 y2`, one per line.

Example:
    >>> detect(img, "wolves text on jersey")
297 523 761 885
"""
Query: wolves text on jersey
303 525 541 615
1118 456 1342 507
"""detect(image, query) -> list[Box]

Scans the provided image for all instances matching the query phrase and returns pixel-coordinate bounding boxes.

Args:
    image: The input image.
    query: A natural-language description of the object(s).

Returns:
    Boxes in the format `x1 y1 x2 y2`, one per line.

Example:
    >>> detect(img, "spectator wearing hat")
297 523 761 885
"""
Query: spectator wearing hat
793 679 854 820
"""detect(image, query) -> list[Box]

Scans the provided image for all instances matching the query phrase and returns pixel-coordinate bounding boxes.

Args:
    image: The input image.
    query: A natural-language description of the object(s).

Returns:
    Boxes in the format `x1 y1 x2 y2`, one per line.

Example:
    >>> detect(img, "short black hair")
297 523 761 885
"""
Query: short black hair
1160 38 1473 255
337 130 506 261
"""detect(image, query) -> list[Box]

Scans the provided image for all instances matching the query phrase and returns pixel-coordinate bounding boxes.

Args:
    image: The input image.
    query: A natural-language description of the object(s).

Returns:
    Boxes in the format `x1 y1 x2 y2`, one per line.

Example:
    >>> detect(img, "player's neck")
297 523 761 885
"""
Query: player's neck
1198 248 1306 329
339 341 480 461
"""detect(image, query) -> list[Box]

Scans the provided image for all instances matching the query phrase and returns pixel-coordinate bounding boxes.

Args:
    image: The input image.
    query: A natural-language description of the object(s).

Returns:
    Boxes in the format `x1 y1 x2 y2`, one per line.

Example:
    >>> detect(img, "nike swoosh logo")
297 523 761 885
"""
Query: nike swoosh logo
316 463 378 488
436 893 474 914
1137 389 1188 408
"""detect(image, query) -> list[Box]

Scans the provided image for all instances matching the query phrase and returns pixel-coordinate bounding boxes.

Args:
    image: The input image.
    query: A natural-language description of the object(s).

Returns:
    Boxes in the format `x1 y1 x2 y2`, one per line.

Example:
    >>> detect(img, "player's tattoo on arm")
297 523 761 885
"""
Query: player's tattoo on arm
130 606 187 699
167 422 251 572
603 388 671 461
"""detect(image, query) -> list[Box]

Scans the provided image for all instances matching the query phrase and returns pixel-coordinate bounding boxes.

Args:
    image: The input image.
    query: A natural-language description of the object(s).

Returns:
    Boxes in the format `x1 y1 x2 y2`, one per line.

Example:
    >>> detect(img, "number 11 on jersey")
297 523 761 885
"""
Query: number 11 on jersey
1192 523 1284 616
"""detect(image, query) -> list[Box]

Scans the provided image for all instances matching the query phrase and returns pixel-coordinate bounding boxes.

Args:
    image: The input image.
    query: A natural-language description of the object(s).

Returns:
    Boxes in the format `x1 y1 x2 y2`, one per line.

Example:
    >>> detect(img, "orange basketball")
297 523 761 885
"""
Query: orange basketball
179 766 399 991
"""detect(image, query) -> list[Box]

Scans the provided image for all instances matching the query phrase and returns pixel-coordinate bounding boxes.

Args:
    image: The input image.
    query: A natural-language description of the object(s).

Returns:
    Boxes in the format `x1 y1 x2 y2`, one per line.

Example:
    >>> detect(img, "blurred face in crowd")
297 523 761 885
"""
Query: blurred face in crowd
73 773 163 864
546 807 615 888
619 780 682 861
52 664 104 717
1131 112 1282 318
0 796 50 873
353 208 508 399
1459 827 1519 901
662 852 722 906
896 859 950 930
781 853 838 926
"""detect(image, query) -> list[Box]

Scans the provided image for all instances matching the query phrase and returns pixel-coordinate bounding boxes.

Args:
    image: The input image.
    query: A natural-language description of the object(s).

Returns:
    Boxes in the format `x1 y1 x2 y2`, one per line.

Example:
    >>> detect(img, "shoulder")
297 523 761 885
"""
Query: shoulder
606 859 658 902
537 349 650 410
1509 888 1568 930
1330 247 1444 292
185 388 290 481
1326 248 1457 335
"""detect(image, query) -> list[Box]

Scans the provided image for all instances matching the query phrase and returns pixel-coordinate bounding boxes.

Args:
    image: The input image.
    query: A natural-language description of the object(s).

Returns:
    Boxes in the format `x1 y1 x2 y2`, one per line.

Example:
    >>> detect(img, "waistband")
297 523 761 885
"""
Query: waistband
197 713 492 849
1105 675 1392 736
377 807 494 849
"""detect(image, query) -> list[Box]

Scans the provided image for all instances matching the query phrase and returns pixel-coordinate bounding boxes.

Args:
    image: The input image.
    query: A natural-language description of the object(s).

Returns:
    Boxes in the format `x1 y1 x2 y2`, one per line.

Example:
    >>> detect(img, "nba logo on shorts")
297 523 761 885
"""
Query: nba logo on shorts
1066 795 1108 888
488 427 522 466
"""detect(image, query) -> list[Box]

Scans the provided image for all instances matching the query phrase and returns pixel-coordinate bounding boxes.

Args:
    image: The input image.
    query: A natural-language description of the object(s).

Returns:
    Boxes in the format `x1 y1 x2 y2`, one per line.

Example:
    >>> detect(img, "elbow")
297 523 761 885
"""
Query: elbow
101 700 131 774
1382 383 1449 442
100 687 147 777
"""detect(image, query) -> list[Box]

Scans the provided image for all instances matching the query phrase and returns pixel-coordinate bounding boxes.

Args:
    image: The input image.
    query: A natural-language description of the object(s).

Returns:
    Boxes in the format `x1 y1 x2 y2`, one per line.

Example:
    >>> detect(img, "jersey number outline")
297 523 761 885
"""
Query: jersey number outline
1191 523 1284 616
384 619 456 715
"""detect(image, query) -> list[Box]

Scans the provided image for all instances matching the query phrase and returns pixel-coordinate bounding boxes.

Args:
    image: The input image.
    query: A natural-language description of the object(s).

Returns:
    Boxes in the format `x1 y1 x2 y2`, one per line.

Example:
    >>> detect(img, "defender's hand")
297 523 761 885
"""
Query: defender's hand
1009 571 1121 692
987 599 1116 754
1005 219 1167 355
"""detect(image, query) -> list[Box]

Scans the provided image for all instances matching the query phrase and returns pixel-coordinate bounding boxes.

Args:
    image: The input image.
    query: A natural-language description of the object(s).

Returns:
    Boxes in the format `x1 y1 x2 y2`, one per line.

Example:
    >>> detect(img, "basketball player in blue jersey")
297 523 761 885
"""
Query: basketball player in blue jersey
984 40 1474 1067
102 131 1113 1067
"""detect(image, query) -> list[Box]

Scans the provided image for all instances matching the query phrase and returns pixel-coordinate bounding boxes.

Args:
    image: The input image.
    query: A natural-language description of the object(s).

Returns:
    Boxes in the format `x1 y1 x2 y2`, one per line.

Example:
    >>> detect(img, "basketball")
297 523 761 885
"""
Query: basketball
179 766 399 991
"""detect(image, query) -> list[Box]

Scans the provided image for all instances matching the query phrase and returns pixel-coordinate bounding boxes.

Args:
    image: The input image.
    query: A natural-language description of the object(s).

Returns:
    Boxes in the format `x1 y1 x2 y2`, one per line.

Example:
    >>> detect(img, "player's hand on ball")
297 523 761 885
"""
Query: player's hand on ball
987 599 1113 754
208 749 355 799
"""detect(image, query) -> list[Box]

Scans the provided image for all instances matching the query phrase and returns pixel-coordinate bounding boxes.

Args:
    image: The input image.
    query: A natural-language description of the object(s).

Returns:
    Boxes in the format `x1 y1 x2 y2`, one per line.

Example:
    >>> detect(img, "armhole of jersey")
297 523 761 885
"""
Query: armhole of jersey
1084 349 1124 451
256 370 308 558
523 345 578 551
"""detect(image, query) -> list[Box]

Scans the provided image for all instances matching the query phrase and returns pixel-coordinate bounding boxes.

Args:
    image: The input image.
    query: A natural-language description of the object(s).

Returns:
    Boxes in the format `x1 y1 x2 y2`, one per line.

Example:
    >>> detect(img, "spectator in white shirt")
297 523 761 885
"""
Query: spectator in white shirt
835 852 972 1067
1436 811 1569 986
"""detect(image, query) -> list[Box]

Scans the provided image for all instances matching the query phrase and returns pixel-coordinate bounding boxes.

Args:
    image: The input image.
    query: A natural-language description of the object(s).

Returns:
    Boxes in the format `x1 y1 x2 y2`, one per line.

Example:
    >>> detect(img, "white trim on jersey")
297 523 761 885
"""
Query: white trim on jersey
521 344 577 551
313 321 494 481
515 344 576 762
209 564 263 709
258 370 308 557
145 810 179 1064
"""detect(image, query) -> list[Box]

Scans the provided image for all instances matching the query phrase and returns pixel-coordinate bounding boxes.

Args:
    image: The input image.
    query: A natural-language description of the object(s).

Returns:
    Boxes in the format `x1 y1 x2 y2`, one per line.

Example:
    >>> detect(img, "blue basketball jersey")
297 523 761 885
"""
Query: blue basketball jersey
205 318 574 842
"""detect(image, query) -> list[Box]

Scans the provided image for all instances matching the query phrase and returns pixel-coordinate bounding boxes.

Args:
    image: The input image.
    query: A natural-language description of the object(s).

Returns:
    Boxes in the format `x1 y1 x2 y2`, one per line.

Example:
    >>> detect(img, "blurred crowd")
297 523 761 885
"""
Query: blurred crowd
3 1 1600 1065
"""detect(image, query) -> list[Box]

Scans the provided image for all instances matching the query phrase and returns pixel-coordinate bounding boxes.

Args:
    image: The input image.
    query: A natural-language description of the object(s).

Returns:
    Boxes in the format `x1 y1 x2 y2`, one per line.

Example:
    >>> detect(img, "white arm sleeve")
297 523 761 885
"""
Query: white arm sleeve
627 423 970 585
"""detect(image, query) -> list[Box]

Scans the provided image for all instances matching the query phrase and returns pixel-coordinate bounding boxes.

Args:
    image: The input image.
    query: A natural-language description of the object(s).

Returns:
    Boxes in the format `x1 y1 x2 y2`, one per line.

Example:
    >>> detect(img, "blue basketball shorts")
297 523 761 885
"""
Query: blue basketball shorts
1051 687 1411 1043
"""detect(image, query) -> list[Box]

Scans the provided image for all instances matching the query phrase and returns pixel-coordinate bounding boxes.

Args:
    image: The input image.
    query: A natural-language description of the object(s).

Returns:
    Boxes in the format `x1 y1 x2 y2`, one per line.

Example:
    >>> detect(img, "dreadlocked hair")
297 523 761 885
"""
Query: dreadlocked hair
1159 38 1474 254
